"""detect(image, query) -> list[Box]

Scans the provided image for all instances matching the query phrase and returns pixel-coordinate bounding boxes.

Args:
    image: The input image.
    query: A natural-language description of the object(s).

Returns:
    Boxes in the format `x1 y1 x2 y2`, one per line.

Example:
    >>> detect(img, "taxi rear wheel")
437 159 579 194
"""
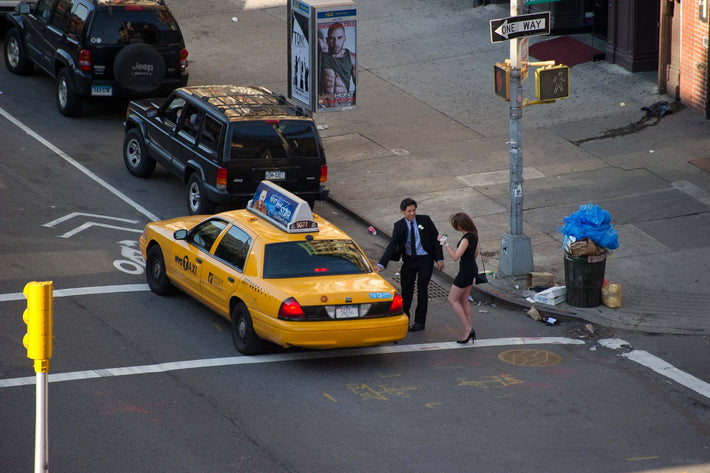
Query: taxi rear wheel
146 245 173 295
231 302 262 355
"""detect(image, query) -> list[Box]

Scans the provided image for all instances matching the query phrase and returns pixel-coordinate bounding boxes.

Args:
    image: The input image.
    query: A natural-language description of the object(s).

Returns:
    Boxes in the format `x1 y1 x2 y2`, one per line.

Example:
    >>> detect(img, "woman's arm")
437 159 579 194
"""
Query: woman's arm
443 236 469 262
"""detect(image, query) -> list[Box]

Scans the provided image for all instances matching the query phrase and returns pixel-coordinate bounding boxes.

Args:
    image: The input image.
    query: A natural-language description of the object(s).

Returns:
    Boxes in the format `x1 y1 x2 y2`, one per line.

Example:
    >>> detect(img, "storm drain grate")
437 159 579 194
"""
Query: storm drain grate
389 275 450 300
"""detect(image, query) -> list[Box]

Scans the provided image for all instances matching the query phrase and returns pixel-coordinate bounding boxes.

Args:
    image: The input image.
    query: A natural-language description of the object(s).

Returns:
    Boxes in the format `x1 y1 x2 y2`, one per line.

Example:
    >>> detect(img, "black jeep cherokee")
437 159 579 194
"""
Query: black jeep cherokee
4 0 188 116
123 85 329 214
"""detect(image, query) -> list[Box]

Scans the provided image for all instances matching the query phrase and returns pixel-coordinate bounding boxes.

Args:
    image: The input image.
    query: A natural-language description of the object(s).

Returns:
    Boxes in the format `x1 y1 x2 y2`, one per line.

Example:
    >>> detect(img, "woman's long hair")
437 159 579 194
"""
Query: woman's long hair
450 212 478 238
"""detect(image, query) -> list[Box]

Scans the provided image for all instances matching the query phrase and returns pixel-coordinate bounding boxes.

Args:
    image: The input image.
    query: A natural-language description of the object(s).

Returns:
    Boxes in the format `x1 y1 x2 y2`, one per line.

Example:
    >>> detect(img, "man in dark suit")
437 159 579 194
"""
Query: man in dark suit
375 198 444 331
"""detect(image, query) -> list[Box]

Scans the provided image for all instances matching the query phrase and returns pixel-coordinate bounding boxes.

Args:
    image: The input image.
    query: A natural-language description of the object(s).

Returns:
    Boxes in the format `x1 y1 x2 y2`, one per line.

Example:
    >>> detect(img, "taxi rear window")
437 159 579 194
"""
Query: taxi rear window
263 240 371 278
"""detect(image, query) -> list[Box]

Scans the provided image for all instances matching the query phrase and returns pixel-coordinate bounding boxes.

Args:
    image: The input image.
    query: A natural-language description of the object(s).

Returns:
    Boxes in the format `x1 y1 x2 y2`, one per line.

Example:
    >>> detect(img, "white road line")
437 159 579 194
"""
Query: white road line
0 337 585 388
623 350 710 399
3 284 708 401
0 284 150 302
0 106 159 222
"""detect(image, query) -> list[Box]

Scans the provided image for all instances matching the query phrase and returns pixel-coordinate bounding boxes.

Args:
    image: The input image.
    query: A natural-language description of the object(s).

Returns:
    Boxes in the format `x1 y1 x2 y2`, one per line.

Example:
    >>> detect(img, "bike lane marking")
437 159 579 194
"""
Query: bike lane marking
0 106 159 222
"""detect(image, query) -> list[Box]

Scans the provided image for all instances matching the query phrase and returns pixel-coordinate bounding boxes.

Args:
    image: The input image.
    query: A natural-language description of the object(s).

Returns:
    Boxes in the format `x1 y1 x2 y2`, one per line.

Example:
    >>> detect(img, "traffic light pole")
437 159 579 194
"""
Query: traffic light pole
498 0 533 277
23 281 53 473
35 371 49 473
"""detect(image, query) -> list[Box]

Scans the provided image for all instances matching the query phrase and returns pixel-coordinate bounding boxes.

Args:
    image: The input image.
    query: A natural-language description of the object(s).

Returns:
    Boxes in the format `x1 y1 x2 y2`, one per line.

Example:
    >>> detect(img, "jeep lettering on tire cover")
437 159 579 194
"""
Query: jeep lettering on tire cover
113 44 166 94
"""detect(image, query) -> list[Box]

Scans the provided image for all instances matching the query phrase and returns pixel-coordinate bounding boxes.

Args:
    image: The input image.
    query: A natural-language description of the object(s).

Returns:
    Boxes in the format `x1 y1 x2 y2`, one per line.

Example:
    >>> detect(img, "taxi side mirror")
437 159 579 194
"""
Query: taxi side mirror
173 229 187 240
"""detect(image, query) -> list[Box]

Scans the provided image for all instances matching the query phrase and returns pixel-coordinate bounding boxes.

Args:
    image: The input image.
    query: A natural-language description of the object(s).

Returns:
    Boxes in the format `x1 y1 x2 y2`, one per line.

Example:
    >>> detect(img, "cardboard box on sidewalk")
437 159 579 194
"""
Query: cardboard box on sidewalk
526 272 555 289
532 286 566 306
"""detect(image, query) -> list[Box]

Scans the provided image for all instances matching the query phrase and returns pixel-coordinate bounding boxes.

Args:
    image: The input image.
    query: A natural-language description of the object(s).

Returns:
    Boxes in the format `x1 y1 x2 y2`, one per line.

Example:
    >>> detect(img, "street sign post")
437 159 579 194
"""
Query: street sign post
489 11 550 43
495 1 535 277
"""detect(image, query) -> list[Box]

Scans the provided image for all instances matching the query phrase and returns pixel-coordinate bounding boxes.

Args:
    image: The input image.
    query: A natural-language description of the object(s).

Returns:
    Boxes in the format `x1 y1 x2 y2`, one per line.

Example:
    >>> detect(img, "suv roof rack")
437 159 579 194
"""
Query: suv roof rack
183 85 307 120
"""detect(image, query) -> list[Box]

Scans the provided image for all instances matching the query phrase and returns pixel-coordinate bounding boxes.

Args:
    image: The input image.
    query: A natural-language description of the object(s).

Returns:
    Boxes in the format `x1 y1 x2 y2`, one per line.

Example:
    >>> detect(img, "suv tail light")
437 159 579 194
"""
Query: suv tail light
78 49 91 73
179 49 189 71
387 293 404 316
320 164 328 184
125 5 142 10
265 119 279 124
278 297 305 320
216 167 227 189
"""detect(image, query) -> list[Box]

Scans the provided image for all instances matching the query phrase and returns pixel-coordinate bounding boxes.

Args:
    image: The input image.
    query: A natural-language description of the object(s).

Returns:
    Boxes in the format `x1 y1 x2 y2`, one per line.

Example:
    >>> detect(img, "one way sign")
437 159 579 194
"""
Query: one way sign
490 12 550 43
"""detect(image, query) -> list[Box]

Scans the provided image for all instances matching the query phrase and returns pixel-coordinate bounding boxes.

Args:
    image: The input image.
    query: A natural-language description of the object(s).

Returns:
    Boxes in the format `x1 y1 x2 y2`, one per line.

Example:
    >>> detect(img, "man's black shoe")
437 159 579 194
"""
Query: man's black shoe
408 323 425 332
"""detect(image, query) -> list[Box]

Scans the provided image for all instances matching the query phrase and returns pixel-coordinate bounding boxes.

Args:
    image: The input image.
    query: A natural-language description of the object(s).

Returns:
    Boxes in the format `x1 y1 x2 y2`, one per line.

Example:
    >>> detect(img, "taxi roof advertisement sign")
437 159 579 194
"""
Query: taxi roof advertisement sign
247 181 319 233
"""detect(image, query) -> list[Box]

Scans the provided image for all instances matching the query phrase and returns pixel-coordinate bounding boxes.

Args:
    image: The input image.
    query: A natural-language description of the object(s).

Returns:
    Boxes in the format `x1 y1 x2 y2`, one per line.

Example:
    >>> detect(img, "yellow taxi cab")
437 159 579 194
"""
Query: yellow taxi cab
139 181 407 354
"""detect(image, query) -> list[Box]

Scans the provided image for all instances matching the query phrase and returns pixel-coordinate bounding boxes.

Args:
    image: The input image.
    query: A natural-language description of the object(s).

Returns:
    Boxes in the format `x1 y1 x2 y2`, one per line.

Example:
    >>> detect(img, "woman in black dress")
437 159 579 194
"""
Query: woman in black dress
439 212 479 344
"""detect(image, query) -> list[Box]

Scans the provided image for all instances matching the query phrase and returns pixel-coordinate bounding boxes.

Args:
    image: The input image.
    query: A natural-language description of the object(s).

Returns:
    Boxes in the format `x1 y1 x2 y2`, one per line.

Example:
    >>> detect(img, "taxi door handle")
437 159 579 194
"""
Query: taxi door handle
228 277 235 283
195 257 203 264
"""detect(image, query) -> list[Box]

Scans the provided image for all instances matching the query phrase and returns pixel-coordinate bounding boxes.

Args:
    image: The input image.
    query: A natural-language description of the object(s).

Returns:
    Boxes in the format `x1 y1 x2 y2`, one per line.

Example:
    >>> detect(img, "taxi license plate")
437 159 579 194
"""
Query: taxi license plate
335 305 359 319
91 85 113 97
265 170 285 180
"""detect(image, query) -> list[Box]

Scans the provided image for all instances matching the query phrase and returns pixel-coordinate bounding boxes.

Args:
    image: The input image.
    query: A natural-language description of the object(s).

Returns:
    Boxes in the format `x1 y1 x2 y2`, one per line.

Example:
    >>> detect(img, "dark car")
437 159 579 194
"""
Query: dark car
3 0 189 116
123 84 329 215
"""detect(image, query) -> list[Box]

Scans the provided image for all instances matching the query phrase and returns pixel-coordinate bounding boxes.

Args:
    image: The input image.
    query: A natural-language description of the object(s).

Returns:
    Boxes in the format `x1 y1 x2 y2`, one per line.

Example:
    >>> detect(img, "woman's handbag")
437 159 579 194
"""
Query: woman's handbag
475 252 488 285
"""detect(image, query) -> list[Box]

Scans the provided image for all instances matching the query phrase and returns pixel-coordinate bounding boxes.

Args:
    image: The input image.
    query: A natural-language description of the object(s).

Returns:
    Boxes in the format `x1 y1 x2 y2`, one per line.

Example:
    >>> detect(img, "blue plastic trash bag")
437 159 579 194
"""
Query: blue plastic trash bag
557 203 619 250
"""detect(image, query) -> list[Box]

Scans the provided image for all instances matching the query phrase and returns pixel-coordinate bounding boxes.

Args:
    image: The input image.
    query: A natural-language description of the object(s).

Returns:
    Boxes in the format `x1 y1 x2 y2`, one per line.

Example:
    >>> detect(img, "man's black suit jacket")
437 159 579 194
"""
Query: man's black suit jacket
378 215 443 268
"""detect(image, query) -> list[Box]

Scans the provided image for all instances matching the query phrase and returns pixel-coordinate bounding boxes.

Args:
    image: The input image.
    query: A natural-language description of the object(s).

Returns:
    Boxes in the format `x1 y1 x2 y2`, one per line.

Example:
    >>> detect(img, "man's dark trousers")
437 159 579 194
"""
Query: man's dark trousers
400 254 434 326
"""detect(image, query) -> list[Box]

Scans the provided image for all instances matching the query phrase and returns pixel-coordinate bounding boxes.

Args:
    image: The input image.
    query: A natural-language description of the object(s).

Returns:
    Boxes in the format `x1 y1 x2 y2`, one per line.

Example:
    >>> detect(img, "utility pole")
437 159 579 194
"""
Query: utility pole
498 0 533 277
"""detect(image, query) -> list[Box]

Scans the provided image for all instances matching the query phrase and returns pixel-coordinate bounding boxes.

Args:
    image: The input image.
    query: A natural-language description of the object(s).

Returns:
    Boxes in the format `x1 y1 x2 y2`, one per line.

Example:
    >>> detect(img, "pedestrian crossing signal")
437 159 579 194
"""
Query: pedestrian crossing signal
494 62 510 101
535 65 569 101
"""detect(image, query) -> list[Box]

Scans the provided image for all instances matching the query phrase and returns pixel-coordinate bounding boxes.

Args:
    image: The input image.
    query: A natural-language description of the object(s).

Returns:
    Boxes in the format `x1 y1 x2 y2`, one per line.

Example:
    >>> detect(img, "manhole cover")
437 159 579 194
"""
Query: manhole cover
389 275 450 300
498 349 563 367
565 323 615 340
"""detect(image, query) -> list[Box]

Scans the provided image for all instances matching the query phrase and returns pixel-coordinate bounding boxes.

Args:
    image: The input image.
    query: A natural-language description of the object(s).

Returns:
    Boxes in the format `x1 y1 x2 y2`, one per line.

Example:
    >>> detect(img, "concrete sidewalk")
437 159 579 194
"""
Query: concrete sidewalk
305 2 710 335
178 0 710 335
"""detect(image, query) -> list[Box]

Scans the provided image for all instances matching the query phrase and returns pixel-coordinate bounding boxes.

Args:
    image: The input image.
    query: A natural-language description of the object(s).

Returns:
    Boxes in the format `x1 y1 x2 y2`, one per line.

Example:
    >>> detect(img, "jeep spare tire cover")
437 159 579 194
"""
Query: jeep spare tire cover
113 44 166 94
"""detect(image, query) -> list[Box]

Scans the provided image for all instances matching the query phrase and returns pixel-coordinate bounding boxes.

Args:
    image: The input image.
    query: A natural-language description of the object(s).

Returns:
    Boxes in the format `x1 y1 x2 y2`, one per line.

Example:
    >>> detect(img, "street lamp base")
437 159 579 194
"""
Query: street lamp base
498 233 533 277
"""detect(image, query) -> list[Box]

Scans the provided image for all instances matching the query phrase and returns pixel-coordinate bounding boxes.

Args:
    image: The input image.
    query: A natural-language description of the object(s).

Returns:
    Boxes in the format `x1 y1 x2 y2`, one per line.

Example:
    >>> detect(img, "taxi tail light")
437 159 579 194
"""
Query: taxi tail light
78 49 91 73
320 164 328 184
388 293 404 316
179 49 189 71
216 167 227 189
278 297 305 320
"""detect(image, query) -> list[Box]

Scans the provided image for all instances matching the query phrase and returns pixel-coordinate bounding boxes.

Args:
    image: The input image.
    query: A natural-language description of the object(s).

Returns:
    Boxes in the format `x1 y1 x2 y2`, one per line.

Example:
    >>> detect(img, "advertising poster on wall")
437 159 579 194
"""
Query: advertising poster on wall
317 7 357 110
290 0 311 107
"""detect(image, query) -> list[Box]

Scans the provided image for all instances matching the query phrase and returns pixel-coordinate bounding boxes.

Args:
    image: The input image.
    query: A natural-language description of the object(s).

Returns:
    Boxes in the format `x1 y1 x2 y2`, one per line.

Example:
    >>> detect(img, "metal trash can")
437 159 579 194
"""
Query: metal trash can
564 253 607 307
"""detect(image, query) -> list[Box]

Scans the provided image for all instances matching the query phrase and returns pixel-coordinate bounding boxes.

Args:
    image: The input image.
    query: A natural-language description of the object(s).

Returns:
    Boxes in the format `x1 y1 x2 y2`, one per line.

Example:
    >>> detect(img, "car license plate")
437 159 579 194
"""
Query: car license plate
91 85 113 97
335 305 359 319
265 170 285 180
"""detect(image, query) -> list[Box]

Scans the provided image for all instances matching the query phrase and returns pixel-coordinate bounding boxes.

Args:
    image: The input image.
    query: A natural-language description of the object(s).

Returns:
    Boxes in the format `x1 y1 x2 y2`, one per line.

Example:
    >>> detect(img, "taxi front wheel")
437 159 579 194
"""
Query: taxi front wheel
231 302 262 355
146 245 173 295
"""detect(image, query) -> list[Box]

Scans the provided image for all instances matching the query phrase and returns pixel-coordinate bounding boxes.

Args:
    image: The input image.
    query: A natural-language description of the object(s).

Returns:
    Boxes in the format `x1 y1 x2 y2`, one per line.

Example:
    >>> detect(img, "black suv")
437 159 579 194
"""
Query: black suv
4 0 188 116
123 85 329 214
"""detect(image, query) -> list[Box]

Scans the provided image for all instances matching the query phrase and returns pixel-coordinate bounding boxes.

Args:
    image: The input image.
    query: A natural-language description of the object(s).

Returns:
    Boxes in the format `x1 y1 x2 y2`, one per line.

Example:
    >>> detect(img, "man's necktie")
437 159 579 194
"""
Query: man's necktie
409 221 416 256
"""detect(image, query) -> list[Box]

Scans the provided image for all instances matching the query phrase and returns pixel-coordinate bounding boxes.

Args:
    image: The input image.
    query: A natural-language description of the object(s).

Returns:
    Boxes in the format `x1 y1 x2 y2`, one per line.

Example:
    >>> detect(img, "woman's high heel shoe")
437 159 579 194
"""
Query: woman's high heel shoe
457 329 476 344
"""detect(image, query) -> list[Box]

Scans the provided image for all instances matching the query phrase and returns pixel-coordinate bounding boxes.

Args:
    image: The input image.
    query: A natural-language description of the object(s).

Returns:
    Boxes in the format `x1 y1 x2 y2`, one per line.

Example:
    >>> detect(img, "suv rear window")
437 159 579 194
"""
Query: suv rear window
263 240 371 278
91 9 181 45
230 122 318 160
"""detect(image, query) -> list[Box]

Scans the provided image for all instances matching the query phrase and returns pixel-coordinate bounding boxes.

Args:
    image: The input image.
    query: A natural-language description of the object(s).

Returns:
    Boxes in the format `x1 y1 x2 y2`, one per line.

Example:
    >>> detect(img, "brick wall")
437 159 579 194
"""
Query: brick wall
680 0 709 111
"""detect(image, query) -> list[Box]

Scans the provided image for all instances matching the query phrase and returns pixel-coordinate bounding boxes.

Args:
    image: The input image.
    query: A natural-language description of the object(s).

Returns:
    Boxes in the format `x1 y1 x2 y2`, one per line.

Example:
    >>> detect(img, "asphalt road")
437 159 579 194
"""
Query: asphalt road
1 10 709 473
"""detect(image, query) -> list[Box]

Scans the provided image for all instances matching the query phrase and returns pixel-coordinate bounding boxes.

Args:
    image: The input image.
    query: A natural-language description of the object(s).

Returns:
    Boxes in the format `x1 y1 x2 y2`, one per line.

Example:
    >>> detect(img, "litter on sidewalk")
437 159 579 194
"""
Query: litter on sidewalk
527 285 566 306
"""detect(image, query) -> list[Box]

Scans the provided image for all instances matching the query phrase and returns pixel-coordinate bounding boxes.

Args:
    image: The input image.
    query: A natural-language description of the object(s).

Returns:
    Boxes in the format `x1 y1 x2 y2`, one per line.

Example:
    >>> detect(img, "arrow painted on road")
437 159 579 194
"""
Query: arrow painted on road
495 17 547 40
43 212 142 238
